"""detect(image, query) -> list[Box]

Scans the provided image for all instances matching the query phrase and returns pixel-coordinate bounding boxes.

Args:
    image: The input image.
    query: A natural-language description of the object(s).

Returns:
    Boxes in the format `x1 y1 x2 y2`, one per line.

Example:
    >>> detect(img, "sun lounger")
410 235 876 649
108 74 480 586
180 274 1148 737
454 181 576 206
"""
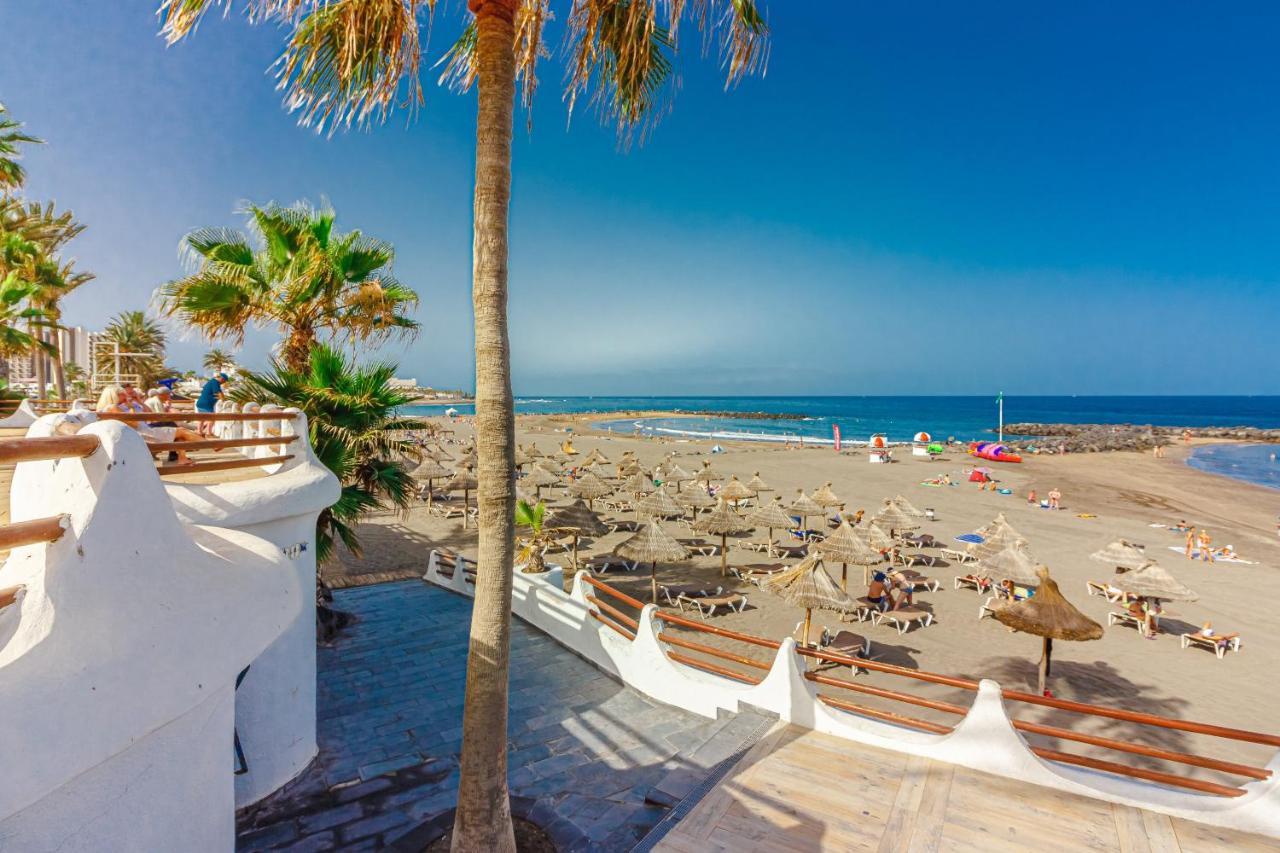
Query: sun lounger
741 540 777 554
872 608 933 634
954 573 991 593
730 564 787 586
819 629 871 671
677 591 748 618
903 533 937 548
940 547 975 565
900 552 937 569
677 538 720 557
1181 632 1242 659
584 554 638 574
604 518 641 533
848 597 880 622
660 583 722 606
890 569 940 592
1086 580 1127 602
1107 610 1152 633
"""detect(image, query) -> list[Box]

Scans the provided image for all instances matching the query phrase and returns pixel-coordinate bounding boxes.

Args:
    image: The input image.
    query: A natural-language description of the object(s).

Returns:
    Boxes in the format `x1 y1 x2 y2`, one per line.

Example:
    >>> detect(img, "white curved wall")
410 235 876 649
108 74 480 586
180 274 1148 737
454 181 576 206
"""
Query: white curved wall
423 552 1280 839
0 399 38 429
0 421 305 851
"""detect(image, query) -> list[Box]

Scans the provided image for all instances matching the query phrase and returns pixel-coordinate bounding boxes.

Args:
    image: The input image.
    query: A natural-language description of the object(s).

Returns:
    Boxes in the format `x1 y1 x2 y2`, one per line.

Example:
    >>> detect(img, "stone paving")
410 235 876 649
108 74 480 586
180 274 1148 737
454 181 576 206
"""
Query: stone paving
236 581 770 851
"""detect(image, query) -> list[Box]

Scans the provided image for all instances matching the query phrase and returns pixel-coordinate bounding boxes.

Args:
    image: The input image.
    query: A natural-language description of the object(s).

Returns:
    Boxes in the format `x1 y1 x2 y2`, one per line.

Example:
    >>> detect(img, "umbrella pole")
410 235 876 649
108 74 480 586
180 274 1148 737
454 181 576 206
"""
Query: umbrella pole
803 608 812 647
721 533 728 577
651 561 658 605
427 478 433 508
1039 637 1053 695
841 563 848 593
572 535 579 570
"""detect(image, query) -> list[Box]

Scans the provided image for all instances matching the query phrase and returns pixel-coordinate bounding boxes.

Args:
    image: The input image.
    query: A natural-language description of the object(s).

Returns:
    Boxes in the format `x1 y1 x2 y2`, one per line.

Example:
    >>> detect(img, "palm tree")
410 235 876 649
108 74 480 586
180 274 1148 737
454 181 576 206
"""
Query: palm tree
98 310 166 388
0 272 53 358
233 343 425 562
202 347 236 372
0 103 41 193
159 2 768 847
161 201 419 374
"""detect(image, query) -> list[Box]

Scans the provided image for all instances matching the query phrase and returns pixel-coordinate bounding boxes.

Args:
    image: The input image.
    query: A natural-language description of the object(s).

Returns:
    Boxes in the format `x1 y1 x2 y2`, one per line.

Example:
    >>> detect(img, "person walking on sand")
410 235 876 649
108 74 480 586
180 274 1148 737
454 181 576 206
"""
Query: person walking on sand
1185 527 1197 559
1198 529 1214 563
1047 487 1061 510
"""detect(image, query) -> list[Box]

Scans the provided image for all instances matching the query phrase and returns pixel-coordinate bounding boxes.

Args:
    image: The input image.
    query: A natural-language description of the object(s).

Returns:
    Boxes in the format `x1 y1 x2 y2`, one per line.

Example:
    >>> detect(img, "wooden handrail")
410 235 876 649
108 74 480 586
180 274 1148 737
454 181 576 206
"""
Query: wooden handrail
0 436 100 464
588 610 636 641
658 632 772 672
666 651 762 685
795 646 980 691
1001 689 1280 748
818 695 954 735
579 574 646 611
156 454 293 476
653 610 783 650
1011 719 1270 781
0 515 68 550
100 411 297 422
806 672 970 717
146 435 298 453
585 594 639 630
1030 747 1246 798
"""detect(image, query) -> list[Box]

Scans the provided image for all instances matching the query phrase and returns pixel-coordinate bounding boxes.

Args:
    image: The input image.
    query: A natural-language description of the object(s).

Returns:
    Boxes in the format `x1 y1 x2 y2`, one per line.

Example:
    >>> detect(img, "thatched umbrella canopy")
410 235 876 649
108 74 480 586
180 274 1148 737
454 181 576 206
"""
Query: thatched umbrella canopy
524 465 560 499
621 470 653 496
720 475 755 506
616 521 689 603
524 444 546 458
426 444 454 462
663 462 693 489
636 486 684 520
858 521 895 551
873 502 920 533
760 552 857 646
677 482 715 520
968 513 1025 559
747 471 771 495
514 446 532 467
816 518 885 590
747 497 798 547
695 498 750 576
546 500 608 569
617 459 642 479
1117 563 1198 602
812 482 844 509
567 470 613 509
1090 539 1151 572
888 494 926 518
412 458 452 507
992 566 1103 694
446 467 479 527
535 457 564 475
695 461 722 484
789 490 825 534
581 448 609 466
975 540 1042 587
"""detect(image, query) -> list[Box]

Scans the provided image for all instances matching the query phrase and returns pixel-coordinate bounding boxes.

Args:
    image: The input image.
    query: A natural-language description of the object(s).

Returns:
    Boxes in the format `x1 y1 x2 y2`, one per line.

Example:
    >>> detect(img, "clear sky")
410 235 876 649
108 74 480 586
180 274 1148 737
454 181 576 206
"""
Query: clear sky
2 1 1279 395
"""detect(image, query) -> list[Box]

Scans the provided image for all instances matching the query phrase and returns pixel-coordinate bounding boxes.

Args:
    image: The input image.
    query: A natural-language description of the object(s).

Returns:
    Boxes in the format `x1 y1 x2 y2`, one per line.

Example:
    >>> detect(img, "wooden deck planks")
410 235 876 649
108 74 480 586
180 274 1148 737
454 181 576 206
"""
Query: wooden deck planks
655 725 1272 853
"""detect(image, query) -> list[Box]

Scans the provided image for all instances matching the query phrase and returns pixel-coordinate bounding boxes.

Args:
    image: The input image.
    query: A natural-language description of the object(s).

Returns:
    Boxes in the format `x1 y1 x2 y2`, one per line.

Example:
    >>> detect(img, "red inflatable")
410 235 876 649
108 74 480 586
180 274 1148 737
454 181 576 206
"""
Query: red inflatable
969 441 1022 463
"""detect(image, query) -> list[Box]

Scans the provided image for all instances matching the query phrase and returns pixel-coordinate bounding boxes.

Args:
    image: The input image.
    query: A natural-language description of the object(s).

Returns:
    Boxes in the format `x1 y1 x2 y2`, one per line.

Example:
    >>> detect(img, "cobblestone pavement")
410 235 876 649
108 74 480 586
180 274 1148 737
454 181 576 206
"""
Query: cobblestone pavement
237 581 769 851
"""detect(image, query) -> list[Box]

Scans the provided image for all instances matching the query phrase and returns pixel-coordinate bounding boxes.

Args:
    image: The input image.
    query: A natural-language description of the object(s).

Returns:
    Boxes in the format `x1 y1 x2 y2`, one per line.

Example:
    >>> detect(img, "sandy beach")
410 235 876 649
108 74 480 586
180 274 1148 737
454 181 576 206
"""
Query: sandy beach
329 411 1280 780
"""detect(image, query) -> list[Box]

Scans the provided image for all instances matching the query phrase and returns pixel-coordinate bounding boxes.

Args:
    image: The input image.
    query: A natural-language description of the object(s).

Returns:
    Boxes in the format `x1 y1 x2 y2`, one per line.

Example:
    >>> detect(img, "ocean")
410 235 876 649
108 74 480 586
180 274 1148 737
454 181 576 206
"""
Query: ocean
1186 444 1280 491
404 395 1280 445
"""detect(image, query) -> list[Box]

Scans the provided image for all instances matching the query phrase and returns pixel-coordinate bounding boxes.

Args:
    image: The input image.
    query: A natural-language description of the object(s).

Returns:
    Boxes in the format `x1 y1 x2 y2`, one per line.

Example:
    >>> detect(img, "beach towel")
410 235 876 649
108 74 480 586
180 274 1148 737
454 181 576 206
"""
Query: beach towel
1167 546 1255 564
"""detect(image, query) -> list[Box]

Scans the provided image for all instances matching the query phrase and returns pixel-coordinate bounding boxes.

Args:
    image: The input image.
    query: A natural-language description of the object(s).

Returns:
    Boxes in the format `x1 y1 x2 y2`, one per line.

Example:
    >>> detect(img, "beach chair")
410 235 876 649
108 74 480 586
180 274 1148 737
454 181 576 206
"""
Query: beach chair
741 540 776 554
729 565 787 587
954 573 991 593
848 597 880 623
872 608 933 634
891 569 940 593
940 547 975 565
1086 580 1126 602
604 518 641 534
677 591 748 619
771 542 809 559
901 552 938 569
1180 632 1242 659
584 554 638 575
660 583 722 607
817 628 871 673
903 533 938 549
677 538 720 557
1107 609 1153 634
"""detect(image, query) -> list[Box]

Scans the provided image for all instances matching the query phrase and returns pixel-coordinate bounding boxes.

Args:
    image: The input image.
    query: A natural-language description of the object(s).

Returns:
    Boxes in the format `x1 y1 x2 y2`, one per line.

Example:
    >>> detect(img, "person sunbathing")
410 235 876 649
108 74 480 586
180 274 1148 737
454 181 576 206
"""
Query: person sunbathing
1198 530 1214 563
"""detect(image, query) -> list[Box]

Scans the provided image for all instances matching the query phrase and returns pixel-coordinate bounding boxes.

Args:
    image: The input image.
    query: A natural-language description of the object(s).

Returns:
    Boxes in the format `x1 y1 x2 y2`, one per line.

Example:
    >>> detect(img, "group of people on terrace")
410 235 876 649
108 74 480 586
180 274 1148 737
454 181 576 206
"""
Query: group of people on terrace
91 372 231 465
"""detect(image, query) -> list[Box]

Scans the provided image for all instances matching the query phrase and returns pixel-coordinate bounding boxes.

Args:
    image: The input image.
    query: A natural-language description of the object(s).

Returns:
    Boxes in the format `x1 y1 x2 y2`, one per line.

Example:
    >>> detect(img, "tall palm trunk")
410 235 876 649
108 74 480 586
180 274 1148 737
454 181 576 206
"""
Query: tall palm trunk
452 2 518 851
29 320 46 396
49 320 66 399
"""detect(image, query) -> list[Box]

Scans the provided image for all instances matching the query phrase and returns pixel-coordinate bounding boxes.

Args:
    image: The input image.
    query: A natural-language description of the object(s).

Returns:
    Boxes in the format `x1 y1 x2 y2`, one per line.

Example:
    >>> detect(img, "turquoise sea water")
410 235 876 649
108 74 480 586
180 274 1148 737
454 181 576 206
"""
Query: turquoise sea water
1187 444 1280 491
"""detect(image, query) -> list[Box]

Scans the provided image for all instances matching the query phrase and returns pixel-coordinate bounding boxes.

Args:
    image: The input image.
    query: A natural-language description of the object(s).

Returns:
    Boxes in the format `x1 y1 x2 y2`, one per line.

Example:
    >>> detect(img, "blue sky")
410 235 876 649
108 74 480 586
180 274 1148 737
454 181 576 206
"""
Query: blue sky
2 1 1279 394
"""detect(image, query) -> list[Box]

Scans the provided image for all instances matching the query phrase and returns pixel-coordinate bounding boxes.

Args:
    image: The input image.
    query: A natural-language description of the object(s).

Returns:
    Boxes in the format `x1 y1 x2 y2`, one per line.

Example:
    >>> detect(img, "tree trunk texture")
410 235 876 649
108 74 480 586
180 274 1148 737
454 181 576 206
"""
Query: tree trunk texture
451 2 518 851
30 321 46 395
282 326 315 374
50 329 66 400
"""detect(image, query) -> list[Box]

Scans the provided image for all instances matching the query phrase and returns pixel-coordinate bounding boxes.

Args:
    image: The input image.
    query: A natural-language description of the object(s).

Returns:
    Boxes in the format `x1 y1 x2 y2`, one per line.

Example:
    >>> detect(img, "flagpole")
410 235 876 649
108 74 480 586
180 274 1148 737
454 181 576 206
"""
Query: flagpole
998 392 1004 444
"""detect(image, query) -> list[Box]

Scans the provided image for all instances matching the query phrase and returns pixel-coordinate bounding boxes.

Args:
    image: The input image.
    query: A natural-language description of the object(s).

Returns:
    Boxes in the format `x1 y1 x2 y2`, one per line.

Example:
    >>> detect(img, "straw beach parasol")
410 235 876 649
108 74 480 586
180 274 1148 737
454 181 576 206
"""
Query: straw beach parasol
888 495 926 518
790 490 825 535
1116 563 1198 601
720 475 755 507
546 500 607 569
446 466 479 527
616 521 689 603
677 482 715 520
581 448 609 466
816 518 885 590
695 461 722 484
636 485 685 520
567 469 612 509
991 566 1103 694
412 458 452 507
858 521 895 551
968 513 1025 559
760 553 857 646
695 498 750 576
746 496 795 550
1090 539 1151 572
812 482 844 510
524 465 560 499
663 462 693 490
873 501 920 534
975 540 1042 587
747 471 771 496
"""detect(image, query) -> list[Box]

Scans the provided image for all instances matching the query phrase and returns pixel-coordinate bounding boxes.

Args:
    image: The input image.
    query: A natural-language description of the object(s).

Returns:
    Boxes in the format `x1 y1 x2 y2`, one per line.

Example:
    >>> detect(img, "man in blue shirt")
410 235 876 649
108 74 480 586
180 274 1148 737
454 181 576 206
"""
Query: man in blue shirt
195 372 229 437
